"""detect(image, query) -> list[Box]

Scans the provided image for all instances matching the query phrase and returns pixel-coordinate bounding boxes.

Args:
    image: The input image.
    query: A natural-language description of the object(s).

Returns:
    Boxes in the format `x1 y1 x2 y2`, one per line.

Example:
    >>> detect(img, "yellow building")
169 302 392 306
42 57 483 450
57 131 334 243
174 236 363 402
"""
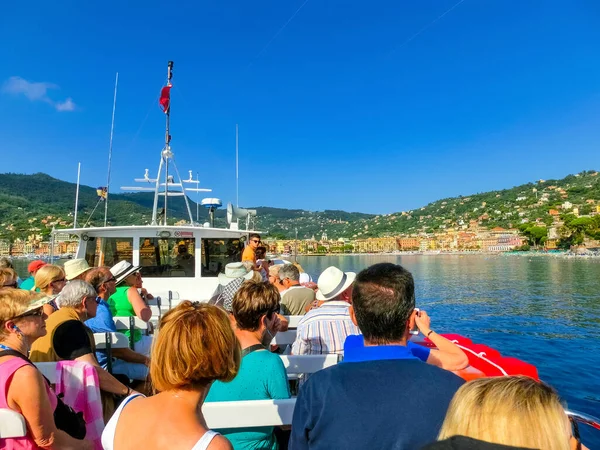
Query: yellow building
353 237 397 253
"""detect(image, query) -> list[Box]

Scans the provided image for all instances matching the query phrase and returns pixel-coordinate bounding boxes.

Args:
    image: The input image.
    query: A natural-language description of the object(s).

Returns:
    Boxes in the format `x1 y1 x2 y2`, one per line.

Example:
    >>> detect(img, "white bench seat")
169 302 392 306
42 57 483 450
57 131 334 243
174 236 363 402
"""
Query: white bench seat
93 332 130 350
150 305 170 316
280 355 339 374
0 408 27 438
35 362 59 383
113 316 149 331
271 330 297 346
282 315 303 329
203 399 296 428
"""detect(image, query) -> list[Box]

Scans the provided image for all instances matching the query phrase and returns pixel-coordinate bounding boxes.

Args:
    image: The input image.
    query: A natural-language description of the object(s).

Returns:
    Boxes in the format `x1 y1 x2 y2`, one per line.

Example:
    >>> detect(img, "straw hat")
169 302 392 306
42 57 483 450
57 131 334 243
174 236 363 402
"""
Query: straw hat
315 266 356 301
218 262 253 286
63 259 91 281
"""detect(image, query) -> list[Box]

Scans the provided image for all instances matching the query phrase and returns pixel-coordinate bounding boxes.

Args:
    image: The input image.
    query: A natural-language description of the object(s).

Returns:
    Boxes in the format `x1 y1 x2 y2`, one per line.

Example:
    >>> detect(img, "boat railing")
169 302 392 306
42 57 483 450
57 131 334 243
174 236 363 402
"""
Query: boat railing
567 409 600 442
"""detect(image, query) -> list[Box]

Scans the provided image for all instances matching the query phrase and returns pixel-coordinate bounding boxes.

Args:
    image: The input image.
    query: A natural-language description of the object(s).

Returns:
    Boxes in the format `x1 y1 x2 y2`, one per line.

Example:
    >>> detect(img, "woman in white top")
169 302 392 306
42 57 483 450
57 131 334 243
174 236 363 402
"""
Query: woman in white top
102 301 241 450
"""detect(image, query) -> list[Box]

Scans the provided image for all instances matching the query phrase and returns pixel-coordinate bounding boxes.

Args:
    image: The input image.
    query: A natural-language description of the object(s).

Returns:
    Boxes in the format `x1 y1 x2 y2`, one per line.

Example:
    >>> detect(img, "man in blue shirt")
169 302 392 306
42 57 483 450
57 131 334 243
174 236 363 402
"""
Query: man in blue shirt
289 263 465 450
84 266 149 383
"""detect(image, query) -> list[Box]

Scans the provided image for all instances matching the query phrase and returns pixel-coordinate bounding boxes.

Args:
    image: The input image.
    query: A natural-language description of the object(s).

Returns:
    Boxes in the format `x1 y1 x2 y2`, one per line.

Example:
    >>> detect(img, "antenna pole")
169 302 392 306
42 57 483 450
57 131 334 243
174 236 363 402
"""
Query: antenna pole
236 124 239 207
196 171 200 223
163 61 174 226
74 162 81 228
104 72 118 227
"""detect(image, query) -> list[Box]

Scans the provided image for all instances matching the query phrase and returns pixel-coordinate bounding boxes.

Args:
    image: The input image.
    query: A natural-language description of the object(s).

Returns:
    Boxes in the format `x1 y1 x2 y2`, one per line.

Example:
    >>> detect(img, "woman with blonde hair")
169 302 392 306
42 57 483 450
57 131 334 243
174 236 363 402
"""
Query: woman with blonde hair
427 376 587 450
102 301 241 450
0 288 91 449
32 264 67 316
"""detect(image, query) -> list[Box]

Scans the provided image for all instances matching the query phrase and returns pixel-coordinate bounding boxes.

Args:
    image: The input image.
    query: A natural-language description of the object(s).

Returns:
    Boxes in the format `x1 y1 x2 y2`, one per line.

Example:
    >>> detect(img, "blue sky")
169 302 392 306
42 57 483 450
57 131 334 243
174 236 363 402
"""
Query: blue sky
1 0 600 214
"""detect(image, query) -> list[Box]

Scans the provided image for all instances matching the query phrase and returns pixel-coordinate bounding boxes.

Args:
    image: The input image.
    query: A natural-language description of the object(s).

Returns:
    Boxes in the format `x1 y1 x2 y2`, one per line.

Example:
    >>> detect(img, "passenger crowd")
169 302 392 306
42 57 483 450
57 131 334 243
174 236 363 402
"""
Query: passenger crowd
0 242 590 449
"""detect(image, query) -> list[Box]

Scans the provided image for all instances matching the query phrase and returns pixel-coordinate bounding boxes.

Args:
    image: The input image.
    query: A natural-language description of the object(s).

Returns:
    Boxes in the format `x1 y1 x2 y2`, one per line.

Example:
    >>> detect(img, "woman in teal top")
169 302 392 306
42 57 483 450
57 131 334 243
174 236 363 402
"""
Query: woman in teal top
206 280 290 450
108 261 153 355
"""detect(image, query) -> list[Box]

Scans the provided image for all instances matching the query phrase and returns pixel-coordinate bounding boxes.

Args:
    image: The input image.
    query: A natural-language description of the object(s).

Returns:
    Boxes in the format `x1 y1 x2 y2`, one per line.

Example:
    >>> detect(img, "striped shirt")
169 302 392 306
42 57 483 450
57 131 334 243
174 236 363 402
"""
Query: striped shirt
291 301 360 356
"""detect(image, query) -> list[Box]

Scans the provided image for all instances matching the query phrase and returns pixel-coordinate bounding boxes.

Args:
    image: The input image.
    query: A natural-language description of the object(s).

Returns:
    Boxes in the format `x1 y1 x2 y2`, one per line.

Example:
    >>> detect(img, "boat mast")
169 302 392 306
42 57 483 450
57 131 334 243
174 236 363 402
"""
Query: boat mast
126 61 210 225
163 61 173 226
104 72 119 227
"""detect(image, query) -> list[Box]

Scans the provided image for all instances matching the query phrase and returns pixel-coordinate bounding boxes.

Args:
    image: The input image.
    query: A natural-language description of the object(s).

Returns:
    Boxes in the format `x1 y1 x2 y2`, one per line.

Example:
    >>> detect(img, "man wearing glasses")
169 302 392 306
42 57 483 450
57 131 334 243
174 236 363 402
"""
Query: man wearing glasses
242 233 262 267
84 266 150 385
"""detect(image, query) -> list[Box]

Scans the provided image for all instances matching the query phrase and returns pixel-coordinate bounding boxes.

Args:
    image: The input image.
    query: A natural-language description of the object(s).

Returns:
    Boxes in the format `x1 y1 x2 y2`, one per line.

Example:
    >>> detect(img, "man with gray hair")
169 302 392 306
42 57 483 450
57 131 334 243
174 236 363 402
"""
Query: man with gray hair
279 264 315 316
30 280 136 400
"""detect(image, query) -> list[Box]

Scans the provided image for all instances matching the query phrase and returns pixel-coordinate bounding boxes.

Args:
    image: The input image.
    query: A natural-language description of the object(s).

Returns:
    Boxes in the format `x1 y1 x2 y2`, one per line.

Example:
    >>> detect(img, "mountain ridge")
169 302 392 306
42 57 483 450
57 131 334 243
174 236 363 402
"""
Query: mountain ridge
2 170 600 243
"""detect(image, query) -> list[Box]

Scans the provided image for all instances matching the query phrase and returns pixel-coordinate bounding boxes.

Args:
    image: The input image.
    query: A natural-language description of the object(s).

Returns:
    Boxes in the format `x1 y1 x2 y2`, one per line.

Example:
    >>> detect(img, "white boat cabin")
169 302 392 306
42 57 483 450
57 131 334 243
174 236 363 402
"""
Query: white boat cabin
59 225 256 302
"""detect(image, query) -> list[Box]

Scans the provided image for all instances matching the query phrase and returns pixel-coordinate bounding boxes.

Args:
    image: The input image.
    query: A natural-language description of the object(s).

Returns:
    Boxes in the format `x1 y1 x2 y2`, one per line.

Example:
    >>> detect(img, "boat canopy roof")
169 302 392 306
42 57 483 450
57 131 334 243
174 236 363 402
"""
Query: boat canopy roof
52 225 265 236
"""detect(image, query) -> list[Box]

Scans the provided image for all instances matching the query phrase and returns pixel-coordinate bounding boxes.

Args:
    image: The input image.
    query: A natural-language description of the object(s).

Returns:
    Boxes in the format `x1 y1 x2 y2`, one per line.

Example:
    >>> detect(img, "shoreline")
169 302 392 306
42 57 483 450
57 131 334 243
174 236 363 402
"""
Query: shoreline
293 251 600 259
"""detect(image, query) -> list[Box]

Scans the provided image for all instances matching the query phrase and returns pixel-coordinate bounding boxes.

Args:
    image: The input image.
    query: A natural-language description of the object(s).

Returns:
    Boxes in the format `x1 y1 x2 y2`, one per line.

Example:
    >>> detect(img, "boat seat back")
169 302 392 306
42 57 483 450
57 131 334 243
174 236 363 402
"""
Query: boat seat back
203 399 296 428
114 316 148 330
283 315 303 329
280 354 340 374
0 408 27 438
271 330 297 346
93 332 130 374
93 332 130 350
35 362 58 384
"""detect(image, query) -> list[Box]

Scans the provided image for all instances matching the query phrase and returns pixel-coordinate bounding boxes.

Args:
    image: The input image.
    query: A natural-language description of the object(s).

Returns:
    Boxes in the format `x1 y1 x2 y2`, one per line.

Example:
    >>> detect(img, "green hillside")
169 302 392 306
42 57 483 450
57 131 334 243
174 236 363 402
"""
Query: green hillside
353 170 600 241
0 173 374 241
2 170 600 243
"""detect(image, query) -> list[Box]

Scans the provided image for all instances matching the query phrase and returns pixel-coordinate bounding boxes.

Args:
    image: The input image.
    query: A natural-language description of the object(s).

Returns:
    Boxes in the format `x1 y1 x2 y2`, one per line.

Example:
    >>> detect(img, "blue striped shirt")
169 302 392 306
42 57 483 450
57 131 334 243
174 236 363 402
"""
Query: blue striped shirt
291 301 360 356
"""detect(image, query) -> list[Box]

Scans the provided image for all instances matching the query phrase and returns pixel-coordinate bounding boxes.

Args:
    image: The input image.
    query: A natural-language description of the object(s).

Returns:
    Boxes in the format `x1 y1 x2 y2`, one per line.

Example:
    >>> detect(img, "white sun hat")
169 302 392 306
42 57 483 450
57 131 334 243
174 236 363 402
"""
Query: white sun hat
218 262 254 286
111 261 142 285
315 266 356 301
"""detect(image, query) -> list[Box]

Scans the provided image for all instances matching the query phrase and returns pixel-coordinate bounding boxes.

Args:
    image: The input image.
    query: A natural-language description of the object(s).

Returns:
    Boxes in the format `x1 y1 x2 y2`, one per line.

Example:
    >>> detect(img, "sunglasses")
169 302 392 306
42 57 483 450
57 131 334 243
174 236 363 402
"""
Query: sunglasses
52 278 66 283
2 282 18 288
251 239 261 243
13 306 44 319
104 276 117 283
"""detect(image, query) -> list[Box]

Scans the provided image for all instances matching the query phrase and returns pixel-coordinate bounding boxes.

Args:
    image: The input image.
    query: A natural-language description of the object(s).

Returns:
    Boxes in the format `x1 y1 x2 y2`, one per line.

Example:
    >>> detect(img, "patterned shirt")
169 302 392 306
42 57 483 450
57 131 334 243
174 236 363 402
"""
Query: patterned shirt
291 301 360 356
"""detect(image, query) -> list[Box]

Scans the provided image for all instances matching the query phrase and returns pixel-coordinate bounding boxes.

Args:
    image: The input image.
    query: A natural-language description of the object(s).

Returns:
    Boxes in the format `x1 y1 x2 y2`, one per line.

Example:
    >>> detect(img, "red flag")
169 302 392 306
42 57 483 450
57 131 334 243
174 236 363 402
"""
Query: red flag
159 85 172 113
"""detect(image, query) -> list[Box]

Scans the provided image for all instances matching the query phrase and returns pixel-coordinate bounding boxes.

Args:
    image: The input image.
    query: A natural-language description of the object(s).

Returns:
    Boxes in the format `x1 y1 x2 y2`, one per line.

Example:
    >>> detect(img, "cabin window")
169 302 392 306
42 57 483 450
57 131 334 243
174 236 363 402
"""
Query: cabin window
139 238 195 277
201 238 244 277
84 237 133 268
